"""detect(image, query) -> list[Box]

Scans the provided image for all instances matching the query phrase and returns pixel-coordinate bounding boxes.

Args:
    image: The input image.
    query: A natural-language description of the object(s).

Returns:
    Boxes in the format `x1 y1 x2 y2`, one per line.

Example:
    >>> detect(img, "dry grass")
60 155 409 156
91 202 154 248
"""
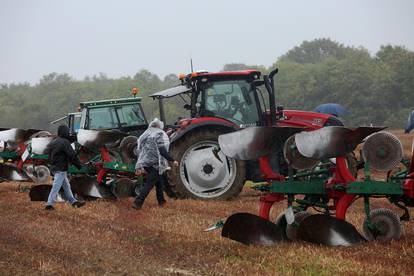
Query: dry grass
0 130 413 275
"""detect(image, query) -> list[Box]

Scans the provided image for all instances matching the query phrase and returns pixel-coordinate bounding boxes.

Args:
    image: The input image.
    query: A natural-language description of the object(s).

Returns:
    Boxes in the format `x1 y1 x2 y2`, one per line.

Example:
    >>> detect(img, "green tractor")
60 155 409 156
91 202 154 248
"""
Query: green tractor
28 95 150 200
51 96 148 163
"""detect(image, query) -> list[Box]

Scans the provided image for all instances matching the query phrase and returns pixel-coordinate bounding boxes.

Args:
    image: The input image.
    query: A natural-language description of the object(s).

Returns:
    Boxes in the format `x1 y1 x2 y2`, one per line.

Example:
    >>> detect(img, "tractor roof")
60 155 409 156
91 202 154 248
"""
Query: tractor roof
190 70 261 80
80 97 142 108
150 70 262 99
150 85 191 99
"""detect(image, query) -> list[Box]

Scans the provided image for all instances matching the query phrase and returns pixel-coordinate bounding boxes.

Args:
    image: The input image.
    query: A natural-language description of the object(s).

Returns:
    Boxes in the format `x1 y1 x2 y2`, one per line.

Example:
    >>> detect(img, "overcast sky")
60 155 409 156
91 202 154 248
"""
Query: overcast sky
1 0 413 84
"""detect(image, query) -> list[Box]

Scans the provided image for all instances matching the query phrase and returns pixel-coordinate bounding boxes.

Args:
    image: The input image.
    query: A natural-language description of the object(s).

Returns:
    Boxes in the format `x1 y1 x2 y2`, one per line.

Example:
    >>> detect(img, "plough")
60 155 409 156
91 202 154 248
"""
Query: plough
0 128 51 183
1 94 148 200
0 128 143 200
211 123 414 246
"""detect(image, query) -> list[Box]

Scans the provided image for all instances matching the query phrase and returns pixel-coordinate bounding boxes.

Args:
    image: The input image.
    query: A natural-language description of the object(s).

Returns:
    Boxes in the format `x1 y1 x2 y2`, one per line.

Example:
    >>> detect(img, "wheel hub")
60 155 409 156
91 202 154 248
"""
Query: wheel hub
180 141 237 198
202 163 214 175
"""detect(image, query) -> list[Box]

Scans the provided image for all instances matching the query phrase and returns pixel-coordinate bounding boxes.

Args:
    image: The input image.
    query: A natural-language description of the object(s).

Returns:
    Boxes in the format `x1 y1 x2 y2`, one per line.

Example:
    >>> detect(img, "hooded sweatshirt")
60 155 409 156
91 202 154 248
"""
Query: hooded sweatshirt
135 118 173 174
45 125 82 172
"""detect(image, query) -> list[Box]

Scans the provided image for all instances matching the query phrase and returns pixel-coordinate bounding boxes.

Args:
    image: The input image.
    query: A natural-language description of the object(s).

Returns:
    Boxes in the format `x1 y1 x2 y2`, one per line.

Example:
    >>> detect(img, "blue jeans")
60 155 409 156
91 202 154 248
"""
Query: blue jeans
47 171 77 206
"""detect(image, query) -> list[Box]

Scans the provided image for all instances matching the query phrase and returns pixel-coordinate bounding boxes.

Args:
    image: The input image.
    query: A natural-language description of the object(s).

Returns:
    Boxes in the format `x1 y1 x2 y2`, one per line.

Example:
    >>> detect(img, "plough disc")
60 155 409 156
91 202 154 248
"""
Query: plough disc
218 126 302 161
221 213 286 245
25 165 50 183
283 135 319 170
362 132 403 172
297 214 365 246
295 126 384 159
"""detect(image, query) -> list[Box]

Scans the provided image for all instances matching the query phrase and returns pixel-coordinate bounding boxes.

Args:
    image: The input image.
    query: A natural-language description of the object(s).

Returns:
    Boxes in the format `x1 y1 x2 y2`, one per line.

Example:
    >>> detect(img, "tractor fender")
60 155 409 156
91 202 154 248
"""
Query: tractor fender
170 117 238 144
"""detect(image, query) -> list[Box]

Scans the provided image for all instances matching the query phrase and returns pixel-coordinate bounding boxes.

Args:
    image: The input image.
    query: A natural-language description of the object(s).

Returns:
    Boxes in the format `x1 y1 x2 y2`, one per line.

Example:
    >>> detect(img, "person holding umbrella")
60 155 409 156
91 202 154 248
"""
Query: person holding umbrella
314 103 348 117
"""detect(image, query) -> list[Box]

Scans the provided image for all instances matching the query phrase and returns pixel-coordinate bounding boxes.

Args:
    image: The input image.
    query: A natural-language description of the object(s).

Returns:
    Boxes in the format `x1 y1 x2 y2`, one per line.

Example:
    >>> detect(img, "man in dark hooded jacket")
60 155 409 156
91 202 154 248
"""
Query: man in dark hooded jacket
44 125 85 210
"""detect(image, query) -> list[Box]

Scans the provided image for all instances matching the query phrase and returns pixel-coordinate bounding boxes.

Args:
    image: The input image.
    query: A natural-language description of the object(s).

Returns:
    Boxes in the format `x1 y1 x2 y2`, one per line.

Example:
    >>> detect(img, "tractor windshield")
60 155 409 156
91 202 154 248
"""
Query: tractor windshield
87 104 146 130
201 80 260 125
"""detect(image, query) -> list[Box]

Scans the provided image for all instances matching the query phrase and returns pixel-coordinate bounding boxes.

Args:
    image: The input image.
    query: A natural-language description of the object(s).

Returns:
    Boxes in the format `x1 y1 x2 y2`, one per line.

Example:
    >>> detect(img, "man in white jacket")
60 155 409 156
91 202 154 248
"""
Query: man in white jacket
133 118 178 209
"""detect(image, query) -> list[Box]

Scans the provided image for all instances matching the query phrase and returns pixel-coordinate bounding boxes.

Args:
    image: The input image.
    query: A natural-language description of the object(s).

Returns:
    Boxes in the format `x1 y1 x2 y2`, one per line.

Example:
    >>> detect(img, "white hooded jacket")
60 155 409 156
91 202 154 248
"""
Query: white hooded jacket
135 118 171 174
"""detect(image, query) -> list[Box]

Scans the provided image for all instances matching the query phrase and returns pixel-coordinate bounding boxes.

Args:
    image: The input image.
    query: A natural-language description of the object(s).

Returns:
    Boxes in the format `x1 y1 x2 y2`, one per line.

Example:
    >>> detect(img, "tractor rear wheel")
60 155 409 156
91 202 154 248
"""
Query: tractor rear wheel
363 208 402 242
168 129 245 200
120 136 138 164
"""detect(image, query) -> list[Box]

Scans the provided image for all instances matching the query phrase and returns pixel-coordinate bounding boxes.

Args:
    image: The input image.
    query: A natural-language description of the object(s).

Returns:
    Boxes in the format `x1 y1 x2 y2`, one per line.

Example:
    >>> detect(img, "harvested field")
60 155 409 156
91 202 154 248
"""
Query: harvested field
0 130 413 275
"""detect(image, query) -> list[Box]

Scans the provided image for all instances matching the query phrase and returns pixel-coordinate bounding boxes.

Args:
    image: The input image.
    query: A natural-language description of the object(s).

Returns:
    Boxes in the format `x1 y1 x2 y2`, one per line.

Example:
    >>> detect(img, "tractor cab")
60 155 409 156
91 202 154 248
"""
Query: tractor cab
51 97 148 138
193 72 264 127
50 112 82 136
79 97 148 137
150 70 274 129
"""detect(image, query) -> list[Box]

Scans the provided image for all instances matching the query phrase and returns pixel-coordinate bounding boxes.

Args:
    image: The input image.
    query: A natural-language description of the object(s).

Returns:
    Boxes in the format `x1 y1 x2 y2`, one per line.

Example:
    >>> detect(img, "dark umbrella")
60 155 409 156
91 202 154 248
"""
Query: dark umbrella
314 103 348 117
405 110 414 134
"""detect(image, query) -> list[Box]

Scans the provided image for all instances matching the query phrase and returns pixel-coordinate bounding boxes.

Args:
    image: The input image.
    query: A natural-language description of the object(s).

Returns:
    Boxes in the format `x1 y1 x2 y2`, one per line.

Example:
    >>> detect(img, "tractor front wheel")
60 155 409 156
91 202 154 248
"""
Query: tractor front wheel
168 129 245 200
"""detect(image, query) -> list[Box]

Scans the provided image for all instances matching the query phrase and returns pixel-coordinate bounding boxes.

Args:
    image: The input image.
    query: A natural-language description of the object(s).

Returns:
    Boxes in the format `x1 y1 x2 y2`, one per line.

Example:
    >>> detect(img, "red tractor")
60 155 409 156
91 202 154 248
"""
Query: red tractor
150 69 343 200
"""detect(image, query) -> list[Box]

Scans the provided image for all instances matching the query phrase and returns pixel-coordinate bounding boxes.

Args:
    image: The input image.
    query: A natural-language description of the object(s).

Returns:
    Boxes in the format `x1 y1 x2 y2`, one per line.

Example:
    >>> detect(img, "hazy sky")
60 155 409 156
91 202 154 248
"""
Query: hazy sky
1 0 413 84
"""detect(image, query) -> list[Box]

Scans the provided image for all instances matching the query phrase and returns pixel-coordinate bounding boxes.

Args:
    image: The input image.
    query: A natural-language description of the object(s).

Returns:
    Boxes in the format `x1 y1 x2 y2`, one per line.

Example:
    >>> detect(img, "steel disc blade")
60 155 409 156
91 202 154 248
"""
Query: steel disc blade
221 213 286 245
218 126 302 160
77 129 127 150
297 214 365 246
31 137 54 154
29 184 65 202
362 132 403 171
0 164 30 181
33 165 50 184
283 135 319 170
70 176 115 199
295 126 384 159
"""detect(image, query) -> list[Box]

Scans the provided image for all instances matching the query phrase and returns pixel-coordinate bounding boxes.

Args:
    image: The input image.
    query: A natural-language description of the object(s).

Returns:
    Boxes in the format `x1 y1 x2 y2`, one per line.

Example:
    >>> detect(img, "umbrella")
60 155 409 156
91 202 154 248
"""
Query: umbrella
405 110 414 134
314 103 348 117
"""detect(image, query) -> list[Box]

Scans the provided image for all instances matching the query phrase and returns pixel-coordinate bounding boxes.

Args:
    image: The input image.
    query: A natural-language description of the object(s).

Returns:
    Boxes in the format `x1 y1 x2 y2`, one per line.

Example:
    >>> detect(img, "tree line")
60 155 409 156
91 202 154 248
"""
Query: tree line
1 38 413 130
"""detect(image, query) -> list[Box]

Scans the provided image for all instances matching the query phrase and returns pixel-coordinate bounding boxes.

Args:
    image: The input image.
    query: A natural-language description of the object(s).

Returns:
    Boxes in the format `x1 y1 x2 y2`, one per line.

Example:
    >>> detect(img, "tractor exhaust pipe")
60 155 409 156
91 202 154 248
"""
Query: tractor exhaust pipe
264 68 278 126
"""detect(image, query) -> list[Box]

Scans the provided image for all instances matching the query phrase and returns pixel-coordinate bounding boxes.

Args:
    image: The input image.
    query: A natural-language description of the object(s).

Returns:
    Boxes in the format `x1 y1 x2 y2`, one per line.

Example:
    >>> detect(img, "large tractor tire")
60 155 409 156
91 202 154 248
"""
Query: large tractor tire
167 129 245 200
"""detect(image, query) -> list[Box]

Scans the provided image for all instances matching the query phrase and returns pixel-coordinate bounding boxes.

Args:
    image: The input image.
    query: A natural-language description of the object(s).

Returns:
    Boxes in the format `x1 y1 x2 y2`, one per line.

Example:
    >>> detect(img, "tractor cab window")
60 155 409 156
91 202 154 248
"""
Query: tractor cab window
87 104 147 130
88 107 118 129
116 104 147 127
201 80 259 125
